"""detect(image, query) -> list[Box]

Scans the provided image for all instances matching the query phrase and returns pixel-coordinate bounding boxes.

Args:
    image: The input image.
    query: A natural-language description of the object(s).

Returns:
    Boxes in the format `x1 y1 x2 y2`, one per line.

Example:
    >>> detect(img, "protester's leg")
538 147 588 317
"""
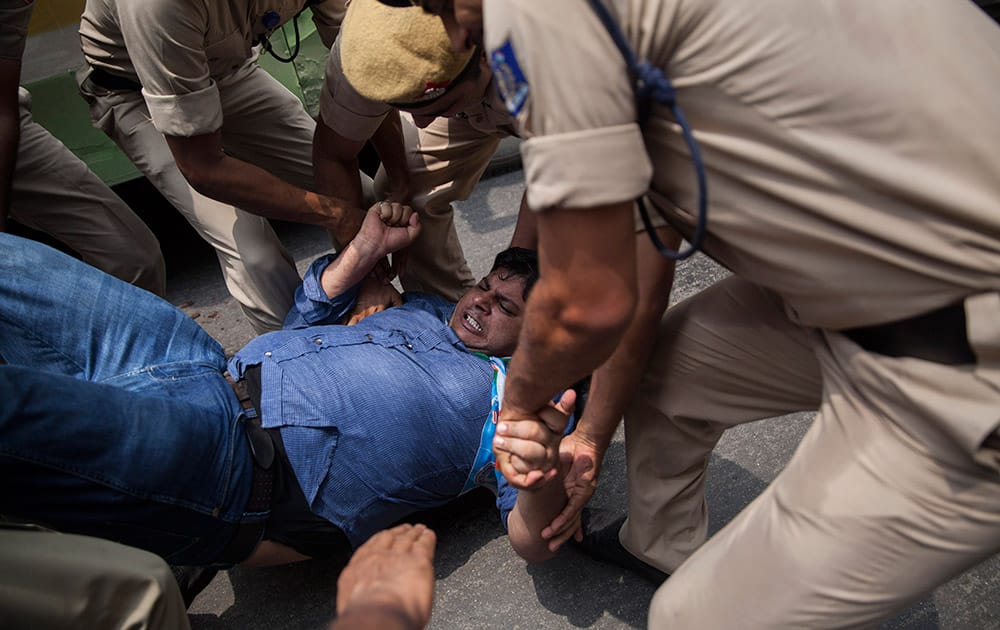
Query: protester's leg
0 529 191 630
0 364 253 565
648 326 1000 628
622 276 823 572
10 89 166 296
0 233 222 385
78 77 300 333
373 113 492 301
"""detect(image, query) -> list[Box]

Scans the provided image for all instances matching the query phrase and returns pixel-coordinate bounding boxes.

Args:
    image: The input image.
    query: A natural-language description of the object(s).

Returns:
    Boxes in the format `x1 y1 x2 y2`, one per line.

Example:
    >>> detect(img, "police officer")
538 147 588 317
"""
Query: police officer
77 0 371 333
315 0 516 301
320 0 674 326
325 2 678 564
321 0 677 512
0 0 164 295
396 0 1000 627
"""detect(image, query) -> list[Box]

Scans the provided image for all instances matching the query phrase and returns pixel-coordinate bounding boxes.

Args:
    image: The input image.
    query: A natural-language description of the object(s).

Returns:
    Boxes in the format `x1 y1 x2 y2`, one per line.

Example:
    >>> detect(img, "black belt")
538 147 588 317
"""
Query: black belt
238 365 351 560
88 67 142 92
214 371 276 565
842 300 976 365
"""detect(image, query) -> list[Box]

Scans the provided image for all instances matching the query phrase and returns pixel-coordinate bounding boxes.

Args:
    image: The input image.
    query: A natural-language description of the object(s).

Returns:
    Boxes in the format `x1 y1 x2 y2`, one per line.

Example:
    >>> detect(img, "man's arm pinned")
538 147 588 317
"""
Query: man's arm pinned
493 202 638 489
320 201 421 299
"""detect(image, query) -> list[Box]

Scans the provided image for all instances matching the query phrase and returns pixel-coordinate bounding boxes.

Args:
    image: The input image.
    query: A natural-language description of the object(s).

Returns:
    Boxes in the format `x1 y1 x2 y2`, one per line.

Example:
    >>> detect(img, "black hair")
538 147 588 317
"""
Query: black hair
489 247 539 300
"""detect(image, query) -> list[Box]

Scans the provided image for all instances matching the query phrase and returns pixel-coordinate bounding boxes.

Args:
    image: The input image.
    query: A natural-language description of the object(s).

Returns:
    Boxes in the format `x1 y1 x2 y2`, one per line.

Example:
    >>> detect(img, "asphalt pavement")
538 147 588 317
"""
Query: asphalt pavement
155 167 1000 630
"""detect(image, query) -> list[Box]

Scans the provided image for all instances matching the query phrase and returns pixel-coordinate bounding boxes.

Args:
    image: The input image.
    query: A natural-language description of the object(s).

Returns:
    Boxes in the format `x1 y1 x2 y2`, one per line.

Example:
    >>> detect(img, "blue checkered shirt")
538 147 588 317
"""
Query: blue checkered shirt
228 254 517 546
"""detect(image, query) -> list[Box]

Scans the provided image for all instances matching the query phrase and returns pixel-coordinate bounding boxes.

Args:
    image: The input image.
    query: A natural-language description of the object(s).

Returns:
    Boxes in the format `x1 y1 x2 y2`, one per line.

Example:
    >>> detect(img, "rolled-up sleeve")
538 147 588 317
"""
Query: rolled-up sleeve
310 0 349 49
523 125 651 209
143 86 224 137
319 38 391 141
118 0 224 136
485 0 652 210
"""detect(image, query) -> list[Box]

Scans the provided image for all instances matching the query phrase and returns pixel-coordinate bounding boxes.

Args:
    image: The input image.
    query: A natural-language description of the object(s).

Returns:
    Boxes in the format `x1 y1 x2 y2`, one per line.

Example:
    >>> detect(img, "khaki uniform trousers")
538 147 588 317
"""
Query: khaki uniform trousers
10 88 165 296
375 112 502 301
0 528 190 630
79 62 372 333
622 276 1000 628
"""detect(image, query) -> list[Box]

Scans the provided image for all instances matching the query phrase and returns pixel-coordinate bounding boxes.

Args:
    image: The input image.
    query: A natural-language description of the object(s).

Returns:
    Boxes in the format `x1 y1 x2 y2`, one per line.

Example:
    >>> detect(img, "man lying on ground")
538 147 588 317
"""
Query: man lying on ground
0 202 572 578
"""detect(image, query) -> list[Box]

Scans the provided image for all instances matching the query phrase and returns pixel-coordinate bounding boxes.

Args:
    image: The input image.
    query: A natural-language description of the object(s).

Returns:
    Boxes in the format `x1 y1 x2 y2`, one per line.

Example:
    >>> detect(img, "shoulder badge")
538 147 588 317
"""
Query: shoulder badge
489 38 529 117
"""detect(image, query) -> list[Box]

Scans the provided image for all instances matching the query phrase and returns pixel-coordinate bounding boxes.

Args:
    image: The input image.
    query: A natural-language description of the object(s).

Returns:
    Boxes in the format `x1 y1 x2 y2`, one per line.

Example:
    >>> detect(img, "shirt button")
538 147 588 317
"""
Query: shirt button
405 343 413 350
264 351 272 357
314 339 323 345
365 334 373 340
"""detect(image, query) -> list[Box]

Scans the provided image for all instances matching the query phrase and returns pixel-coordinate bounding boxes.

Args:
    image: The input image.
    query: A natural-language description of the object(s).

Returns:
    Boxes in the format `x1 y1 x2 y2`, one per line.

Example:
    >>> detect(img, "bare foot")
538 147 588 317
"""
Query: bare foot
333 524 437 630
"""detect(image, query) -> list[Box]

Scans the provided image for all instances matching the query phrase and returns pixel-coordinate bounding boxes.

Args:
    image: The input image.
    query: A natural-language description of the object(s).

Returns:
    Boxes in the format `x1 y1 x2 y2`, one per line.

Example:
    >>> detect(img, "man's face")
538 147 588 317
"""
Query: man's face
449 269 526 356
419 0 485 52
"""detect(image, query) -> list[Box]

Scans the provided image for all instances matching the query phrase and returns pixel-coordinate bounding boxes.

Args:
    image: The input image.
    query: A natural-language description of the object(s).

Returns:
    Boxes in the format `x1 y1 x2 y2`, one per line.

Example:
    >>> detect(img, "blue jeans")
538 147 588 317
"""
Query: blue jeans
0 234 257 564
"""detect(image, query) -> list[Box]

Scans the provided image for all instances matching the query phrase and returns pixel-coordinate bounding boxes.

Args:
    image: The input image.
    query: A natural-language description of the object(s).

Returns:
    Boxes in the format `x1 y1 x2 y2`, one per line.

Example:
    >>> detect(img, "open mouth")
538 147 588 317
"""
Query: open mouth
464 313 483 333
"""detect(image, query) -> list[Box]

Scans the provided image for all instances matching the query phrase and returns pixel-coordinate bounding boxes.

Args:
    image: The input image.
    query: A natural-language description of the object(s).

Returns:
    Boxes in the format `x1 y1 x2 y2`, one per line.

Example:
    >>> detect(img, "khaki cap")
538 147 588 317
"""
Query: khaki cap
340 0 475 104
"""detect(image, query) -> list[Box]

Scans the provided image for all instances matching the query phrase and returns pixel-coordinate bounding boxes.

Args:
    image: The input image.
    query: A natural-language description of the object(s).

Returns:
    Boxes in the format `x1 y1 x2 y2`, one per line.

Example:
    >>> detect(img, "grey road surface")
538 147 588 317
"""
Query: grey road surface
161 168 1000 630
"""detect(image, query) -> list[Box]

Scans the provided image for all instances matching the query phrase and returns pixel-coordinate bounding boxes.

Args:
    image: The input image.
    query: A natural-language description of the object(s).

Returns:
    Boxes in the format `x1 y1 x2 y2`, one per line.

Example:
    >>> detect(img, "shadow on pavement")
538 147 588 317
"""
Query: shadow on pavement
189 558 347 630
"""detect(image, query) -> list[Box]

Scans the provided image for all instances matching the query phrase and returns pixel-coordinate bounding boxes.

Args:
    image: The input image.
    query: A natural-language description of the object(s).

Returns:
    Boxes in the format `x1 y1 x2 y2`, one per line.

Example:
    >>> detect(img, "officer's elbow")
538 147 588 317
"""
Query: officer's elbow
545 275 638 348
165 134 226 195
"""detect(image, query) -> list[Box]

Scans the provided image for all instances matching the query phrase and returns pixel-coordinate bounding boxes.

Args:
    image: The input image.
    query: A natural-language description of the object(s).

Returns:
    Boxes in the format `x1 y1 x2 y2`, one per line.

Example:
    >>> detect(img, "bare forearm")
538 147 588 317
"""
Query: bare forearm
370 112 411 201
321 202 422 298
579 331 658 451
576 227 678 450
507 468 567 563
314 148 365 213
320 239 379 298
315 161 366 248
508 193 537 249
312 122 370 246
191 153 361 237
507 206 637 413
495 203 637 489
166 130 364 244
504 278 628 415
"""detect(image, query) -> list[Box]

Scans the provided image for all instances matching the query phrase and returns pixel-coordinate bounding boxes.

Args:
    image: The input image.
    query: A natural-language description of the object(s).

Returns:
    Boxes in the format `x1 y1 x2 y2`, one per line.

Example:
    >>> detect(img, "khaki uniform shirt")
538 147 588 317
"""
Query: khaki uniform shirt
320 37 512 142
0 0 31 62
485 0 1000 330
80 0 346 136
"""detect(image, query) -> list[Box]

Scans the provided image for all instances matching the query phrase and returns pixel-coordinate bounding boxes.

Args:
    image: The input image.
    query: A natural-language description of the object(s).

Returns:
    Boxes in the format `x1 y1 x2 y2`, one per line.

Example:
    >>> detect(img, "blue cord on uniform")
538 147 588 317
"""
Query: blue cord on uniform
587 0 708 261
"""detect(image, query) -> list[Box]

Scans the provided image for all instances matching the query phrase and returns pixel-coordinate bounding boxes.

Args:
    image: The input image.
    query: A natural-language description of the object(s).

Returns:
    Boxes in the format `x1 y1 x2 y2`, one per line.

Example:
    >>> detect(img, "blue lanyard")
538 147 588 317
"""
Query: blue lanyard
586 0 709 261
